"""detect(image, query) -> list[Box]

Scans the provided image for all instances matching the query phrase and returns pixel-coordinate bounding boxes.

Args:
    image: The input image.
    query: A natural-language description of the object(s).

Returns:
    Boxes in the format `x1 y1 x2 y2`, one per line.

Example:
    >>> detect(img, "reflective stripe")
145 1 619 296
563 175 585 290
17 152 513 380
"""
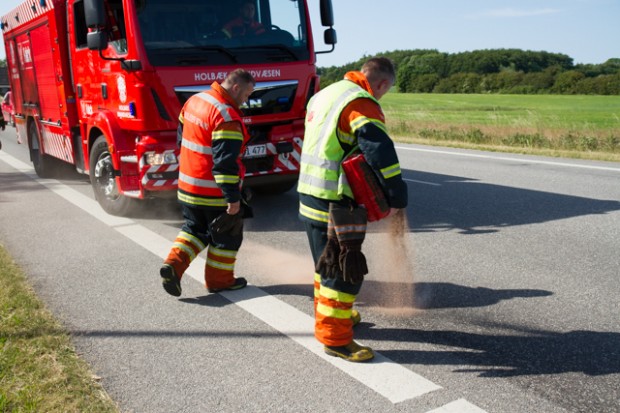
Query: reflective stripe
320 285 357 303
297 172 339 193
206 258 235 271
316 303 352 319
299 202 329 223
214 174 240 185
179 171 218 188
178 192 227 207
300 152 340 170
196 92 233 122
338 131 356 146
182 139 213 155
380 162 401 179
173 241 197 260
350 116 388 135
179 231 206 250
333 224 367 236
210 247 238 259
213 130 243 141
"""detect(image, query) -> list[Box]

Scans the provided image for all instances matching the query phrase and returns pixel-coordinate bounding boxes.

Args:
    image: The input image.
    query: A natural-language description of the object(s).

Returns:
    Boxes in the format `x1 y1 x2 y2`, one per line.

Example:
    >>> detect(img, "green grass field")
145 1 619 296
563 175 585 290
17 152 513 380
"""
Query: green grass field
381 93 620 161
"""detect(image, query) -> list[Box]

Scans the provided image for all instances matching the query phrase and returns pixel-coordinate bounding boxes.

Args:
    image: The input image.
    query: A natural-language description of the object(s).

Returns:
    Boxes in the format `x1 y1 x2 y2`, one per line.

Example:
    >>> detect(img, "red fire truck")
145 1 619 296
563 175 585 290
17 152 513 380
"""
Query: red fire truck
1 0 336 215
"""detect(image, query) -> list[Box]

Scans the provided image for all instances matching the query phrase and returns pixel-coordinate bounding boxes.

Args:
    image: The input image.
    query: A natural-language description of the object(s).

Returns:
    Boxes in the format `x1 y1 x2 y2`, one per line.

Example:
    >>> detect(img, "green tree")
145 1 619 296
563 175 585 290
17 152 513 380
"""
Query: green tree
552 70 585 94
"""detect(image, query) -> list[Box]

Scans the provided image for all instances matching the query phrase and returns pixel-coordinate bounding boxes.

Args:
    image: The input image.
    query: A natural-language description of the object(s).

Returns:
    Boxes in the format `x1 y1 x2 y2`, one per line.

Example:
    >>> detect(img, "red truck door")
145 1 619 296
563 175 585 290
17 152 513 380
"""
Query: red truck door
30 25 64 126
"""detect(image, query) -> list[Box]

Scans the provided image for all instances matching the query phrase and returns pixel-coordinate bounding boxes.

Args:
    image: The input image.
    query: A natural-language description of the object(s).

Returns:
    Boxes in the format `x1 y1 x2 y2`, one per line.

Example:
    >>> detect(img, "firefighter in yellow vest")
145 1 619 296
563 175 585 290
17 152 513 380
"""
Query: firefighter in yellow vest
298 57 408 362
160 69 255 297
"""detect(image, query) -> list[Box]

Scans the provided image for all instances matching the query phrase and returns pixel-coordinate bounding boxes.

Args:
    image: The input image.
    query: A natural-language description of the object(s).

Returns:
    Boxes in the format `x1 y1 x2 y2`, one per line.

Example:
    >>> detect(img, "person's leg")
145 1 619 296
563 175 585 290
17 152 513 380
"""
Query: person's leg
204 210 246 292
305 222 370 361
304 221 327 313
161 205 209 296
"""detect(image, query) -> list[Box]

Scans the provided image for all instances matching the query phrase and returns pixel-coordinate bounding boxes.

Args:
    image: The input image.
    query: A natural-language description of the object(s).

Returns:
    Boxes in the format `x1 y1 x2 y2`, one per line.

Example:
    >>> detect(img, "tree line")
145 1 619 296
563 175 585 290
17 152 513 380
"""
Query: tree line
318 49 620 95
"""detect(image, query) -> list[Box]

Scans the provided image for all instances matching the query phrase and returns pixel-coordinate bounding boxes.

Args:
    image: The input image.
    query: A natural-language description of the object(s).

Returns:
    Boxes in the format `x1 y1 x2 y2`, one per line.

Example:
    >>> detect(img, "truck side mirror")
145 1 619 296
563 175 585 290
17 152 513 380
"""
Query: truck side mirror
84 0 105 28
324 28 337 45
87 31 108 51
319 0 334 27
315 0 336 54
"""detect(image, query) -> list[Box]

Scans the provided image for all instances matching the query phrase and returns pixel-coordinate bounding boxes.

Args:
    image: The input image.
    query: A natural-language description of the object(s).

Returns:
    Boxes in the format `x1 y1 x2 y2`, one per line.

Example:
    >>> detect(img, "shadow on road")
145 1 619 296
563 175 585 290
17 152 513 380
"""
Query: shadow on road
364 326 620 377
359 281 552 309
403 169 620 234
260 280 552 310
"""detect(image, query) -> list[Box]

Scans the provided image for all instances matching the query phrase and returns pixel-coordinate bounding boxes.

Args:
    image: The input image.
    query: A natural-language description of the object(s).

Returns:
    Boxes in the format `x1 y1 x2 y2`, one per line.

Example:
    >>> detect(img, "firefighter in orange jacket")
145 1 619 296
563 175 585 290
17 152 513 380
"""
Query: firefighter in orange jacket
160 69 255 297
298 57 408 362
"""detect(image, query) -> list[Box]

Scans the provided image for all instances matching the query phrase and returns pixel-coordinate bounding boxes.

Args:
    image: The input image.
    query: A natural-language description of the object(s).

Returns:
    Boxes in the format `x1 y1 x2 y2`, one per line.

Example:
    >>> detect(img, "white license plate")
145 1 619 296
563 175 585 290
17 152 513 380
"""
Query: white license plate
243 144 267 159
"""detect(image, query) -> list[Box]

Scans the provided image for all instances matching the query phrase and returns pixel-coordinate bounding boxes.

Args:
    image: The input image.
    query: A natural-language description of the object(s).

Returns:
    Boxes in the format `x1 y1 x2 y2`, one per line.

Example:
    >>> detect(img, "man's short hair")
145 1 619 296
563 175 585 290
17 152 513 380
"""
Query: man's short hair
361 57 396 84
227 68 256 86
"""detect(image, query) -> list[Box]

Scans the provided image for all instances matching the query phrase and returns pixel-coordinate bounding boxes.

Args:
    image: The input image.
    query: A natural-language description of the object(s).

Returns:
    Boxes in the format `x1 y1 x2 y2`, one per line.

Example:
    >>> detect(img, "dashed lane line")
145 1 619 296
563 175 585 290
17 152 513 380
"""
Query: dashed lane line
1 151 486 411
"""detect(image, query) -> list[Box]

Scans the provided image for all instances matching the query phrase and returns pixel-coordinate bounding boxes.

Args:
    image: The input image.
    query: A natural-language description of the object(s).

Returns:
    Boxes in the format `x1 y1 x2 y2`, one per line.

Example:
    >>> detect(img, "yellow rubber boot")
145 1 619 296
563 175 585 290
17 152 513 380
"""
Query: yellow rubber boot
324 340 374 362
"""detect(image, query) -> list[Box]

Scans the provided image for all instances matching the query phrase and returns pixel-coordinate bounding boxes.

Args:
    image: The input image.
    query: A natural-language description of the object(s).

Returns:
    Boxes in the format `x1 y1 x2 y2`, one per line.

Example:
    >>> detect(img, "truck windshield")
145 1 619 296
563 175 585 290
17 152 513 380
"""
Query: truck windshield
135 0 310 66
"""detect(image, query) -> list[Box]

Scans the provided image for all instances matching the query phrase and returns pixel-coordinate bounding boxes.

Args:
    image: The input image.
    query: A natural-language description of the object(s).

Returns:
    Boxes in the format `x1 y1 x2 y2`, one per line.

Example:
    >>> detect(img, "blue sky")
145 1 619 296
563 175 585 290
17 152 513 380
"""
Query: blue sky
2 0 618 67
308 0 619 67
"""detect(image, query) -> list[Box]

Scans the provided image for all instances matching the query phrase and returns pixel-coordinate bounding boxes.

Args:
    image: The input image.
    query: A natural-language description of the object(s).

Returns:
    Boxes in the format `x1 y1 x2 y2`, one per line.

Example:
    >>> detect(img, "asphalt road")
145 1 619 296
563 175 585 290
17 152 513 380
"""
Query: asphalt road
1 127 619 413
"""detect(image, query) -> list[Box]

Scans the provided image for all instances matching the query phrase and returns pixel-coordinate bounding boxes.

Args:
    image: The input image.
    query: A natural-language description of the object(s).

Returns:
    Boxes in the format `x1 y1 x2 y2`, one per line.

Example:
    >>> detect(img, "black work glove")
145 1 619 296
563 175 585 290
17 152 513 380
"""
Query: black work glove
316 219 342 279
0 119 6 131
331 204 368 285
339 244 367 284
210 212 243 236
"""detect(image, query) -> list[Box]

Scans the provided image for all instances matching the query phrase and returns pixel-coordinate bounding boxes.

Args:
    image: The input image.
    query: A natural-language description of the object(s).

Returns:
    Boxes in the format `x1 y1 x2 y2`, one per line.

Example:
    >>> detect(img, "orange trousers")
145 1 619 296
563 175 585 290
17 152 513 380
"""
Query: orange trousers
305 222 362 347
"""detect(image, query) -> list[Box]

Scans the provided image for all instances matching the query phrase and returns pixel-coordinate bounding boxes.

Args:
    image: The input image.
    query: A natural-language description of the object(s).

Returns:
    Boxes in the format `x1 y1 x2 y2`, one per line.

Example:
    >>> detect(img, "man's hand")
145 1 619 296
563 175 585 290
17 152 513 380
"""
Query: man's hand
227 201 240 215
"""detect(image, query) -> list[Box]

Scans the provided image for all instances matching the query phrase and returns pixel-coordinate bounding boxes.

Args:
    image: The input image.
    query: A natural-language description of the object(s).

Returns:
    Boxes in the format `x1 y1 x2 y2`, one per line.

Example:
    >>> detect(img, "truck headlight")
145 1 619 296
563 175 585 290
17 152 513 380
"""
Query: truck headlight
145 152 178 165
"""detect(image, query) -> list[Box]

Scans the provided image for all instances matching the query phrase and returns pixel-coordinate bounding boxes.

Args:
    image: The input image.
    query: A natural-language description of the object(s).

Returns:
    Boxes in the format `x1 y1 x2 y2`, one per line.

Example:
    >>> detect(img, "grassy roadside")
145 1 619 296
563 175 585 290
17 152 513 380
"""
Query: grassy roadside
0 244 119 413
382 93 620 163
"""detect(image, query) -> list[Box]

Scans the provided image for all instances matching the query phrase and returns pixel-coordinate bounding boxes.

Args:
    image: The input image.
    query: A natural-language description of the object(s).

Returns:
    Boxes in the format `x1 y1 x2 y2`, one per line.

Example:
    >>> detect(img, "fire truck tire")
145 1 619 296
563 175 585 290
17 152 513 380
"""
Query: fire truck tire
29 123 55 178
89 135 138 216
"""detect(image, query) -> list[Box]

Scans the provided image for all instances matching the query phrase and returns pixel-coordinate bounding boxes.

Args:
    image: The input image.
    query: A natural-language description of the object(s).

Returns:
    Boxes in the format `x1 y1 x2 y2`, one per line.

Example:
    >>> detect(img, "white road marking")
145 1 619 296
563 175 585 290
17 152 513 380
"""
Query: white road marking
1 151 487 410
404 178 441 186
427 398 488 413
396 146 620 172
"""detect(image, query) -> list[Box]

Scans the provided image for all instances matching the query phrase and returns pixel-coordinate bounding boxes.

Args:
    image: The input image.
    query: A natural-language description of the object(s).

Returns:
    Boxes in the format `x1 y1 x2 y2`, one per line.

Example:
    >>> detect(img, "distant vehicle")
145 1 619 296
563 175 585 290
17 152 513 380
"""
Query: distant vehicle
1 91 14 127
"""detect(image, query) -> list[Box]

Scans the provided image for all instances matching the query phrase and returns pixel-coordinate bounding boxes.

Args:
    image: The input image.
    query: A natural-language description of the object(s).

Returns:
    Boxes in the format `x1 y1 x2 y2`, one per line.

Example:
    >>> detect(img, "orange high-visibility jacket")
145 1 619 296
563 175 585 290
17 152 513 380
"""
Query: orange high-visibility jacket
178 83 248 208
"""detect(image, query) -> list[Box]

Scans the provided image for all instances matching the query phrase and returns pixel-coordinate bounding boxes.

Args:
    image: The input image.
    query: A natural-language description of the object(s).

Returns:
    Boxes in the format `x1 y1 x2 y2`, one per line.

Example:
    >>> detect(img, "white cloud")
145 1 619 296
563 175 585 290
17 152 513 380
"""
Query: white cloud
467 8 561 19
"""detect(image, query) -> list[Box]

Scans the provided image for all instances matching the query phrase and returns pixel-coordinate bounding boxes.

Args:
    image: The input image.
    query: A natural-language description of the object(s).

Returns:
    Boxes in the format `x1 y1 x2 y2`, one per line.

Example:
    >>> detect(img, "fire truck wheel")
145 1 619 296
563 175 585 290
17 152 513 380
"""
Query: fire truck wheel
89 135 138 216
29 124 55 178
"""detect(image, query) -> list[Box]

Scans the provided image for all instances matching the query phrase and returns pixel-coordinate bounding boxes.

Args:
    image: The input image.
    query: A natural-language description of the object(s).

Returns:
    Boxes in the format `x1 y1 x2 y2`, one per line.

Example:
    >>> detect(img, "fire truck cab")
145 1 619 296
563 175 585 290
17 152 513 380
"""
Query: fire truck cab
1 0 336 215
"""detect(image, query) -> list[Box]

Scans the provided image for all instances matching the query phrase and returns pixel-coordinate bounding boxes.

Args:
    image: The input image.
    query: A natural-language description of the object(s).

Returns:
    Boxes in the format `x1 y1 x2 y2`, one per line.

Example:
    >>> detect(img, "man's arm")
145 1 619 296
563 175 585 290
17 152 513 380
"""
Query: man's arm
211 120 244 213
340 99 408 209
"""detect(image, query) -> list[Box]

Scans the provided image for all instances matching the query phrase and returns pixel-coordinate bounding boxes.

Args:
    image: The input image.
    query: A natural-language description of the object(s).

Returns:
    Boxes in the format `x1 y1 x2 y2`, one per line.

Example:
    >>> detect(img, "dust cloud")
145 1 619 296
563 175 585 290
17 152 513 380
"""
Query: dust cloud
240 240 314 285
359 211 419 317
239 212 419 319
